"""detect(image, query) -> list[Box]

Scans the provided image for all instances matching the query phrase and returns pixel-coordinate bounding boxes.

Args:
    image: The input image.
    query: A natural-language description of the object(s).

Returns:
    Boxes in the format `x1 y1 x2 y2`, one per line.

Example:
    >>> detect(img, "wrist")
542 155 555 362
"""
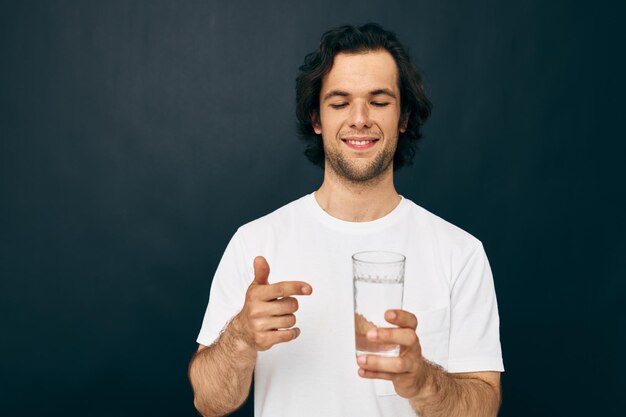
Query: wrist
226 314 258 360
413 358 438 400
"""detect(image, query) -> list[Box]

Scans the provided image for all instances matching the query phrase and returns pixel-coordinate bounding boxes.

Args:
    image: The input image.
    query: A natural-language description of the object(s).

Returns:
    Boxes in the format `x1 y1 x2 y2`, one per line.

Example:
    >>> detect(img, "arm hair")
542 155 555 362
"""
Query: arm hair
188 315 257 417
410 360 501 417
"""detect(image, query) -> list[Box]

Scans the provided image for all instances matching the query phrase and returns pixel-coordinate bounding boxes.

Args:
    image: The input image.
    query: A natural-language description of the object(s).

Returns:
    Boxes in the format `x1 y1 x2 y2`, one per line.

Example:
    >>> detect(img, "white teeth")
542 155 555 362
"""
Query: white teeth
349 140 370 145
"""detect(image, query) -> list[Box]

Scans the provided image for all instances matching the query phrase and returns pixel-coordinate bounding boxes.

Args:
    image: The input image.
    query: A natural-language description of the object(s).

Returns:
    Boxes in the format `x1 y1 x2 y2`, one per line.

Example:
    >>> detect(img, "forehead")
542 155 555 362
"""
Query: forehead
321 50 399 95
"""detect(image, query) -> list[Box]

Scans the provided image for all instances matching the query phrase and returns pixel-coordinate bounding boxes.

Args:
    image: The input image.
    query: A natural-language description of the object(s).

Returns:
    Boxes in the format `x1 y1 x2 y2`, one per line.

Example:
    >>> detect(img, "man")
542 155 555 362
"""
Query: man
189 23 504 417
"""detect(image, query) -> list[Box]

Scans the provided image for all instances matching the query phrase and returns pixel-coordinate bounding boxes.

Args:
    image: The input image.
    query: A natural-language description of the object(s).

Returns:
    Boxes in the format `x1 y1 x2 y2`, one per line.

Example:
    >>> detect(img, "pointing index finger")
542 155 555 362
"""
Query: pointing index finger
260 281 313 301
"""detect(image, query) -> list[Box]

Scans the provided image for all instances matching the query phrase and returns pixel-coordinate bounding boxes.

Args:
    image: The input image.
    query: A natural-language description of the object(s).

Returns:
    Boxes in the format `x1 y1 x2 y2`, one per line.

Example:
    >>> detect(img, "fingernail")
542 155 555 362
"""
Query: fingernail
357 355 366 365
367 329 378 340
387 310 397 320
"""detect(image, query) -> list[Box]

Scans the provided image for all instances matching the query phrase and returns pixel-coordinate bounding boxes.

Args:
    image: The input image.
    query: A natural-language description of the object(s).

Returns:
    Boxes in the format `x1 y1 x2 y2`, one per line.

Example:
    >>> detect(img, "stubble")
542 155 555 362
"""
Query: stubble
325 141 396 184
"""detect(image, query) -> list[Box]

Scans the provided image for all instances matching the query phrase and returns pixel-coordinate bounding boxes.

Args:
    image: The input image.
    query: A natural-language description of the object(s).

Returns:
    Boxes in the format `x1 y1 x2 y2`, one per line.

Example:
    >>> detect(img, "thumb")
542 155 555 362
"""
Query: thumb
252 256 270 285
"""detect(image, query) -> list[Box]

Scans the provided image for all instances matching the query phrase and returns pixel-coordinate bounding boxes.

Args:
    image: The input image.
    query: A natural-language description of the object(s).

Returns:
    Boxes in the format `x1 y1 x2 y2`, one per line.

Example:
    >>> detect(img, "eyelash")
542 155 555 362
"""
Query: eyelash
330 102 390 109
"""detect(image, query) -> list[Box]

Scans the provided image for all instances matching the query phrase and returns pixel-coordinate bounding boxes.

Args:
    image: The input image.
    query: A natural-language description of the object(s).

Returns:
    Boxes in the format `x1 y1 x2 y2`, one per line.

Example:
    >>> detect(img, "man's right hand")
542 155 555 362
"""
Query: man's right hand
234 256 312 352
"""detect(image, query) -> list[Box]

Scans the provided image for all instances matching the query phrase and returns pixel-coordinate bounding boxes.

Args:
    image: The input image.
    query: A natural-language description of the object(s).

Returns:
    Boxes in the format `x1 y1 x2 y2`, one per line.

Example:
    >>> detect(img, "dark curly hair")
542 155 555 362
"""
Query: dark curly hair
296 23 432 171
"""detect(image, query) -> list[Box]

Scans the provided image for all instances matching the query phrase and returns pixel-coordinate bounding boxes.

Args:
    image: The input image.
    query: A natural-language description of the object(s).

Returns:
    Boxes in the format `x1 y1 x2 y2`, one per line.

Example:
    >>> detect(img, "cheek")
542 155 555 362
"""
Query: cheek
381 117 396 133
382 114 402 135
319 117 341 135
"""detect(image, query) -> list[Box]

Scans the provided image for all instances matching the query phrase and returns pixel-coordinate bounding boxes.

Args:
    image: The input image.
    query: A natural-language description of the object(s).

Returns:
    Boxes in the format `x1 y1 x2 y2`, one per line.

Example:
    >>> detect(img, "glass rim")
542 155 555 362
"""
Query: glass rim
352 250 406 264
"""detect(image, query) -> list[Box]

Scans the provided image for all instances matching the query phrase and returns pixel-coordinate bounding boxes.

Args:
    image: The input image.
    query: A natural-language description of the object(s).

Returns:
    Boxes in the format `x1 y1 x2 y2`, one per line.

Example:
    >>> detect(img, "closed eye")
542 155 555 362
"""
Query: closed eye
330 103 348 109
372 102 390 107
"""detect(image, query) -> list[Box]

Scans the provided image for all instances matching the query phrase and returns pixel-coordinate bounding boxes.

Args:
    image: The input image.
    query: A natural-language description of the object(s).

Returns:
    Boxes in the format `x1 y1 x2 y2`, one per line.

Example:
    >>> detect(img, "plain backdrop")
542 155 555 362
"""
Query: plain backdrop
1 1 624 416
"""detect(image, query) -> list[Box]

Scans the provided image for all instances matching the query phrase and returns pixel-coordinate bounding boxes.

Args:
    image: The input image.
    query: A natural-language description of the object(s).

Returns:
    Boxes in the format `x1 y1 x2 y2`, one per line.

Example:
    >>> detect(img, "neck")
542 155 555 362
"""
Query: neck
314 166 401 222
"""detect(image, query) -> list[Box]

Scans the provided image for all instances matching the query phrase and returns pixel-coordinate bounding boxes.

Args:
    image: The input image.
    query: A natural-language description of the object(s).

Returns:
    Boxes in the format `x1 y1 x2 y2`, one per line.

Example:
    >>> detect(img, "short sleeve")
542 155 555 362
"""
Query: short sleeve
196 231 252 347
447 243 504 373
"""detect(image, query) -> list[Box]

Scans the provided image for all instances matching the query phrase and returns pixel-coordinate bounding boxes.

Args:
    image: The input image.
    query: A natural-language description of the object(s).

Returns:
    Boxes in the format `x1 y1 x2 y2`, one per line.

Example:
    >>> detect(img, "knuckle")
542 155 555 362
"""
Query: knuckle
394 359 406 373
275 284 285 298
251 320 263 332
245 287 259 302
254 333 266 347
258 317 270 329
273 329 297 344
248 306 263 319
364 356 375 367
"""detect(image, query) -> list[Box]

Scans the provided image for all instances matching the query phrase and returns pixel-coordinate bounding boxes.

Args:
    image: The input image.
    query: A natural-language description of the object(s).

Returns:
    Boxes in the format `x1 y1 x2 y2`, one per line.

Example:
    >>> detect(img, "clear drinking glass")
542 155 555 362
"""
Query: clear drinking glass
352 251 405 357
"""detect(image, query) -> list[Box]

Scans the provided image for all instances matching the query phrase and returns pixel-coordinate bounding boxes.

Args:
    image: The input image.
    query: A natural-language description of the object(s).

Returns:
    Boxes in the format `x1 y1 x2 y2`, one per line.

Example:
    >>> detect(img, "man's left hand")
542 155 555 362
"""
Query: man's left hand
356 309 428 399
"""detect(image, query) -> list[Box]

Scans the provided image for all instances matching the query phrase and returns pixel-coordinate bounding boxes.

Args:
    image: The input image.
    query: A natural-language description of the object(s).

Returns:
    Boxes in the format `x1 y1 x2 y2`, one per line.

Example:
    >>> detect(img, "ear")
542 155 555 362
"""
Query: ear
399 112 409 133
311 111 322 134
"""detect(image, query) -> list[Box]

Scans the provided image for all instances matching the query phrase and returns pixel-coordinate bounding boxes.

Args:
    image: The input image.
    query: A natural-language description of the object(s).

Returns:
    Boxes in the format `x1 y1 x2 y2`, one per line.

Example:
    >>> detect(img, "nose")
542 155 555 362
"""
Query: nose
348 100 372 130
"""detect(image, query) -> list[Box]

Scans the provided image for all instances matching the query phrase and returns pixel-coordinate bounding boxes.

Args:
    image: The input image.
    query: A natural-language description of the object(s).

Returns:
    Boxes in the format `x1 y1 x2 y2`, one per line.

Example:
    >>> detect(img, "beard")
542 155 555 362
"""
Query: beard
324 143 395 184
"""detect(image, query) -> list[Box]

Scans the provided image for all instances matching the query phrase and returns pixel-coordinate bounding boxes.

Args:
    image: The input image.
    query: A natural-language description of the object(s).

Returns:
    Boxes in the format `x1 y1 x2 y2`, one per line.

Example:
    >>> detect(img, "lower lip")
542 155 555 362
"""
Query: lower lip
342 140 378 150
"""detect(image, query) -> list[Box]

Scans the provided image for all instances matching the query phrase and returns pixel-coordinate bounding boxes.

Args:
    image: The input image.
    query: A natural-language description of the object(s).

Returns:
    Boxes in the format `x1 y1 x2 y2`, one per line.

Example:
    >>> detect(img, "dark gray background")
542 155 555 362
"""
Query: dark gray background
1 1 624 416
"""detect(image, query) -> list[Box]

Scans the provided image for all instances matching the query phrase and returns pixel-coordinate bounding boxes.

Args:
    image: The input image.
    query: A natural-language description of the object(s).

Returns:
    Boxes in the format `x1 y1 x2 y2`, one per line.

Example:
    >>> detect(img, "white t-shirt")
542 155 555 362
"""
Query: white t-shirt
197 194 504 417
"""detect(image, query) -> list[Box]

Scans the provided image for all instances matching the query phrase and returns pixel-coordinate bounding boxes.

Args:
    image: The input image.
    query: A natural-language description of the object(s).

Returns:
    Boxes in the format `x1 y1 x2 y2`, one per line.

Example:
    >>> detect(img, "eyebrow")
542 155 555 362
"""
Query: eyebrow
322 90 350 101
370 88 397 99
322 88 397 102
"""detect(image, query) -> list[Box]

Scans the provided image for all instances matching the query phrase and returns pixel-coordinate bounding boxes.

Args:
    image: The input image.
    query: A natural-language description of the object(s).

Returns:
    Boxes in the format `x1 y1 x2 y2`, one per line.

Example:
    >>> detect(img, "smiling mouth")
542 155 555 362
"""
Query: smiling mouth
341 138 380 149
344 139 378 145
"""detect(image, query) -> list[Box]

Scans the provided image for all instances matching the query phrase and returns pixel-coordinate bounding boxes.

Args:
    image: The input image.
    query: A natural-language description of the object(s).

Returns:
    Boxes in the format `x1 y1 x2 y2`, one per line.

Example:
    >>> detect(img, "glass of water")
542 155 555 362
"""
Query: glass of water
353 251 405 357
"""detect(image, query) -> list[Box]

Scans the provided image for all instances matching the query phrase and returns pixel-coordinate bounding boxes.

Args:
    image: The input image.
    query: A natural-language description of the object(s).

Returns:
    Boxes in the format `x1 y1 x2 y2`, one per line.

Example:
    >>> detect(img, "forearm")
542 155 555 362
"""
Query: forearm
189 314 257 417
410 361 501 417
